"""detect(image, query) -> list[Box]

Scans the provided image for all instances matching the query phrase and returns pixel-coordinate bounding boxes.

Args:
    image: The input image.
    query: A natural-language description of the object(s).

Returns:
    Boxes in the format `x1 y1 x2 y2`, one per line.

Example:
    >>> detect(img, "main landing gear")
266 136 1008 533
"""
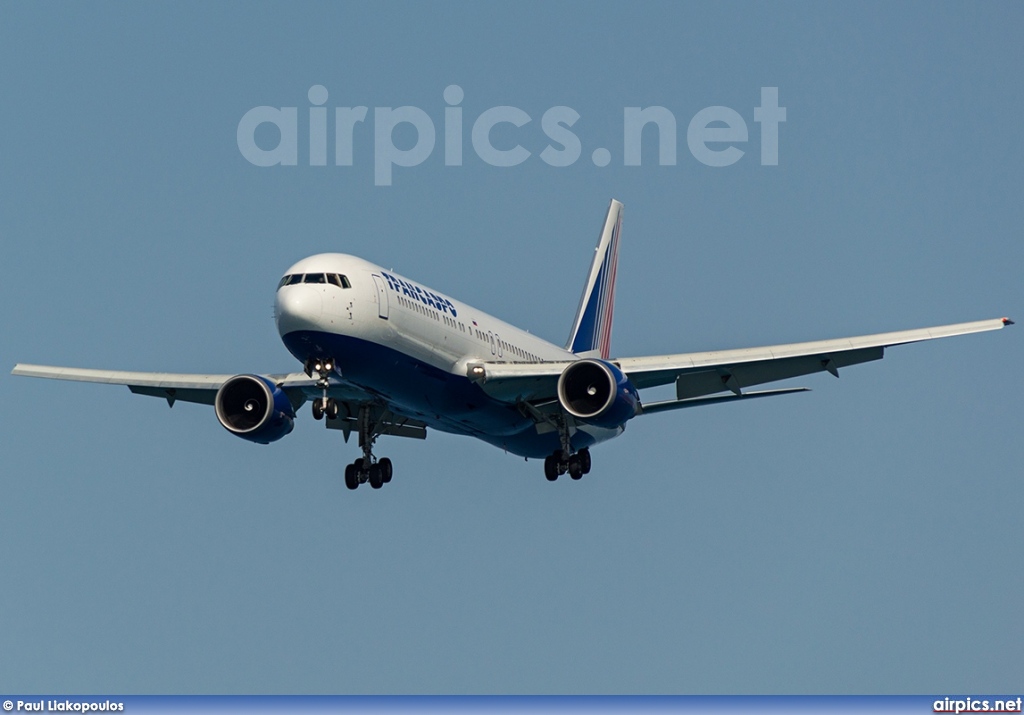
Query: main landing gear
315 396 397 491
344 456 392 490
343 403 395 491
544 448 591 482
538 411 592 482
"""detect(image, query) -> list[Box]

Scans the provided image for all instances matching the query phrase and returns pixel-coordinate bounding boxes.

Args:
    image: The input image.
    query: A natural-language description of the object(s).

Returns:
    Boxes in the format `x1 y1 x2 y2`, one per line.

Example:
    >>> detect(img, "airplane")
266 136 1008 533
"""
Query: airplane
12 200 1013 489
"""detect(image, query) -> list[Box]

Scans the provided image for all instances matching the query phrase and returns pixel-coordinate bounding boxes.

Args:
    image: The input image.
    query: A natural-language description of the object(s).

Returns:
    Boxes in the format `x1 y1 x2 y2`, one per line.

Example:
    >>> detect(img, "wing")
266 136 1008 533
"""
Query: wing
10 364 316 407
468 317 1013 410
10 363 428 440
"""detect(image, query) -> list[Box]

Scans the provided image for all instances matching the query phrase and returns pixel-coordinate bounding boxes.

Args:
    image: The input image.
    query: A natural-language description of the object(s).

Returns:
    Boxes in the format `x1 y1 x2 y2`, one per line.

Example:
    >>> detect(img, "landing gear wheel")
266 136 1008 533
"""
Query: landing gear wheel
568 456 584 480
344 463 359 490
379 457 393 483
369 463 384 489
544 455 559 481
312 398 325 420
325 398 339 420
578 448 591 475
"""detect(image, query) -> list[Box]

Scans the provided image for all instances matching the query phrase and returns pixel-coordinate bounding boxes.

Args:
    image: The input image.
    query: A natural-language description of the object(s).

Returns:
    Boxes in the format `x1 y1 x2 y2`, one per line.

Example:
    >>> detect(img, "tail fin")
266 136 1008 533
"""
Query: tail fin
566 199 623 359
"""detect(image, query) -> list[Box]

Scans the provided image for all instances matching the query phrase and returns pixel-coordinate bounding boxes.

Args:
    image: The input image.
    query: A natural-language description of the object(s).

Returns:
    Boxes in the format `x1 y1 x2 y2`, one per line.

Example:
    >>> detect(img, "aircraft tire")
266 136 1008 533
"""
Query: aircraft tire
568 457 584 480
344 463 359 490
369 464 384 489
379 457 393 483
544 456 559 481
578 448 591 474
312 398 324 420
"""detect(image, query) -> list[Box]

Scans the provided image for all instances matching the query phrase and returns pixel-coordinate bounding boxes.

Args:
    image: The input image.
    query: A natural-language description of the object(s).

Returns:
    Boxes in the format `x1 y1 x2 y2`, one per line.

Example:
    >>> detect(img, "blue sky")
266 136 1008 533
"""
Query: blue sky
1 1 1021 694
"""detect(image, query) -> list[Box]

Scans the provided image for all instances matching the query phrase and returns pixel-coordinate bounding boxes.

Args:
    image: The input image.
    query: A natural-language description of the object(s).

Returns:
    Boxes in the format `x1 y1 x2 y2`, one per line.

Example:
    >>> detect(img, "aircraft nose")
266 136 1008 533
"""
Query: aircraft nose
275 285 324 335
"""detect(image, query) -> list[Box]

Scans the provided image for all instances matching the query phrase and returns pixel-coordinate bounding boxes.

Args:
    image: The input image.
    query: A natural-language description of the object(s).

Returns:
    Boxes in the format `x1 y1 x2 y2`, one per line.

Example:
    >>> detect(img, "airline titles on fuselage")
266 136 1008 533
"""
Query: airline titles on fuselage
380 271 458 318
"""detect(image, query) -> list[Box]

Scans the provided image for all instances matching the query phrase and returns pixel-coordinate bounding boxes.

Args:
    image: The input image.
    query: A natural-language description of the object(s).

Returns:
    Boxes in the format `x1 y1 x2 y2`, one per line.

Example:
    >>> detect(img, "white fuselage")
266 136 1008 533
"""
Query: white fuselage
275 253 575 376
273 253 618 458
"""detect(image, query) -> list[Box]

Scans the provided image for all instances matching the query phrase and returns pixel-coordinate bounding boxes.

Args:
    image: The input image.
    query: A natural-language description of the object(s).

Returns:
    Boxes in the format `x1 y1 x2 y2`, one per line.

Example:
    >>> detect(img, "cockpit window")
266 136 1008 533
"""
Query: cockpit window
279 272 350 288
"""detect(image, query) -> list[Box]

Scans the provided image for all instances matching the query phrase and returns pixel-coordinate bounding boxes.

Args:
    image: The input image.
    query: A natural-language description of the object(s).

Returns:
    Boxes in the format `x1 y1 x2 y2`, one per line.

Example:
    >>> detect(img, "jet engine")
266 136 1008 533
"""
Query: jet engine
214 374 295 444
556 359 639 429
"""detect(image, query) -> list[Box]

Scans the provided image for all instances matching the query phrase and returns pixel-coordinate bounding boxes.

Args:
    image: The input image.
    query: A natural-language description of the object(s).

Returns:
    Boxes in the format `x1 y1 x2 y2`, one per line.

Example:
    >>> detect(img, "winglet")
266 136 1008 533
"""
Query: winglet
566 199 624 359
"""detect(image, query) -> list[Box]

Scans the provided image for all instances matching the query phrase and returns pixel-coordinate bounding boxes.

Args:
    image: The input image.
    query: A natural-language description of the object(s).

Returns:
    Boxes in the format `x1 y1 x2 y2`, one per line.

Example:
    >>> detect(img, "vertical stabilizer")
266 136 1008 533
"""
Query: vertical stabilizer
566 199 623 359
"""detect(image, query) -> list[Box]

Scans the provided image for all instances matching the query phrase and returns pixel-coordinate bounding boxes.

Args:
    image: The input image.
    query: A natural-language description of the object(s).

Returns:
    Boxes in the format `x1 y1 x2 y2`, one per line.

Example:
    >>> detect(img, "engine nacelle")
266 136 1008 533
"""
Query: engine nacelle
557 359 639 429
214 374 295 444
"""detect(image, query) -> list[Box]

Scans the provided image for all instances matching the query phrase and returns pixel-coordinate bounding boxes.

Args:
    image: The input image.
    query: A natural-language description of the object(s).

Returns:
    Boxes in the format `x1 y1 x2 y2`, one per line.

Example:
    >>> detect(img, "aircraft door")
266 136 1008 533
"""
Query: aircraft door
372 274 389 319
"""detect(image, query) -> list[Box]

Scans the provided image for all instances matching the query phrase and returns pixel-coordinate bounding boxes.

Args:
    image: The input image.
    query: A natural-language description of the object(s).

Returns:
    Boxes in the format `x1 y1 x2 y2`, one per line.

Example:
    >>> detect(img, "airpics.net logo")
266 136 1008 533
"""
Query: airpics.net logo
236 85 786 186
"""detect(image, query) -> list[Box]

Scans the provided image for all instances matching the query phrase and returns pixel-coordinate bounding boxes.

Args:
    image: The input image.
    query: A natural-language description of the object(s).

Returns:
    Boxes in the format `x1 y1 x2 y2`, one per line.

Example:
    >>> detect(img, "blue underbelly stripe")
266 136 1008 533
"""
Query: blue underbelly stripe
281 330 605 458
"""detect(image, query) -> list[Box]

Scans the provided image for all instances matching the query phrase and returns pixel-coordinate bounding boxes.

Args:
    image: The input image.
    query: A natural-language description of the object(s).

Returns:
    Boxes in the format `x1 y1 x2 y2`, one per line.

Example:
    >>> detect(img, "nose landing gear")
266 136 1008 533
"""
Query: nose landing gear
303 357 337 382
311 397 339 420
306 357 342 422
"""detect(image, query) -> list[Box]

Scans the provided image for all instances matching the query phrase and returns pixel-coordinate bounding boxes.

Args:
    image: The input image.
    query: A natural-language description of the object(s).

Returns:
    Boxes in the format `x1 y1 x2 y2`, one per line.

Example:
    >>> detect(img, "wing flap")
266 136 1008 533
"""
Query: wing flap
674 346 883 400
640 387 811 415
128 385 218 406
325 415 427 440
